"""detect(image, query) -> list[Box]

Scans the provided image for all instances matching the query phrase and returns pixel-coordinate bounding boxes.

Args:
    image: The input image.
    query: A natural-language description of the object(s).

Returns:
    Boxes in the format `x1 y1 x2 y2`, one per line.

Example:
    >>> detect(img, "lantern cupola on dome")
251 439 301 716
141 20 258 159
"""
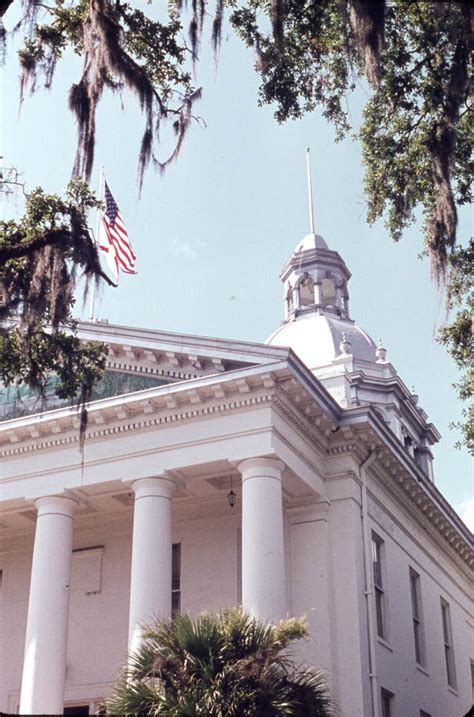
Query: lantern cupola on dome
265 150 440 481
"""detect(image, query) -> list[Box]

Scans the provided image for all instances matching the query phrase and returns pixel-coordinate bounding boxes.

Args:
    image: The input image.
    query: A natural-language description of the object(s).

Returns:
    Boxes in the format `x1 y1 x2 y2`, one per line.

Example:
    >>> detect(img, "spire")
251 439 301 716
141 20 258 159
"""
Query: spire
306 147 315 235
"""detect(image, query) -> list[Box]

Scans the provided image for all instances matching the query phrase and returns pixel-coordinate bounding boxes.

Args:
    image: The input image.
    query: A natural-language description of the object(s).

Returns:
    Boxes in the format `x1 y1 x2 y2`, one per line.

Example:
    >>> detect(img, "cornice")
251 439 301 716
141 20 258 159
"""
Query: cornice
272 394 329 456
349 369 440 442
0 390 277 458
324 409 473 569
77 320 291 365
370 458 474 576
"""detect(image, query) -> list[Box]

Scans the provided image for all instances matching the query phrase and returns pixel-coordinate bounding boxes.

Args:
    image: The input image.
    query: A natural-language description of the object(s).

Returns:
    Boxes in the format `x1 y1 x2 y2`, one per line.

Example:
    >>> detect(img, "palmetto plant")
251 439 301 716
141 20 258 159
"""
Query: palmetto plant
104 608 334 716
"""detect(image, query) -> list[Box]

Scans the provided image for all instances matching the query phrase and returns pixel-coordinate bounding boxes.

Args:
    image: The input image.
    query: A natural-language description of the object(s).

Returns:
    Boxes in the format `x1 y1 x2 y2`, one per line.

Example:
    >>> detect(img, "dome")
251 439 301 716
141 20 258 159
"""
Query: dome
266 313 376 369
294 233 329 252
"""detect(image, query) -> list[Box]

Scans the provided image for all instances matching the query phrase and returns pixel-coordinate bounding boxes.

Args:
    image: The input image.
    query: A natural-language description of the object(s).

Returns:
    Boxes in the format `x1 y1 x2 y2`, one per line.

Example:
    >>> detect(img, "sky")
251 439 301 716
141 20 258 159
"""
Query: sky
1 6 472 526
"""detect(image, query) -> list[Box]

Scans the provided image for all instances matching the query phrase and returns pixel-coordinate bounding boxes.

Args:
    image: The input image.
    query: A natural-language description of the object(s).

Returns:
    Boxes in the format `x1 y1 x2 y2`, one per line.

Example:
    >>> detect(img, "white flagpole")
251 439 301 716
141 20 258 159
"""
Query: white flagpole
306 147 315 235
89 165 104 321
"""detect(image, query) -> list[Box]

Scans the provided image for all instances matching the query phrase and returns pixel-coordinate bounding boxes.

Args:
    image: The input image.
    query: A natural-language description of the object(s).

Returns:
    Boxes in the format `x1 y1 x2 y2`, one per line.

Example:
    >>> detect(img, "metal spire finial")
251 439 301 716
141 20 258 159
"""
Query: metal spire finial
306 147 315 235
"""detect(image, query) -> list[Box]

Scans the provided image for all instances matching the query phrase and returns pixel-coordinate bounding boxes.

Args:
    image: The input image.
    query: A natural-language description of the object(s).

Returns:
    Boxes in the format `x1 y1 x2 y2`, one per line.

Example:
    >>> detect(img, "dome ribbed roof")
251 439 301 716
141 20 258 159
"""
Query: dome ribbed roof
266 313 376 369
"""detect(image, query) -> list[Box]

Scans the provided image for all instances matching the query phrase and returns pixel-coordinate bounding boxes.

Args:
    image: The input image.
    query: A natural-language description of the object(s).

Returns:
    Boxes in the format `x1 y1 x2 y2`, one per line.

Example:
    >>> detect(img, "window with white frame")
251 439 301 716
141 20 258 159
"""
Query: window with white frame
440 598 457 689
372 532 387 640
409 568 425 666
380 687 394 717
172 543 181 615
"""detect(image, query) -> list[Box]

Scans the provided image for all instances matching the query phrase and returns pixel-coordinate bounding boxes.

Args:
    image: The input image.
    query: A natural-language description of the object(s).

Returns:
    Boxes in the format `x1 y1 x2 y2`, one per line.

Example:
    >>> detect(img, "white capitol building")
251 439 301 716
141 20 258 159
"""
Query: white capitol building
0 230 472 716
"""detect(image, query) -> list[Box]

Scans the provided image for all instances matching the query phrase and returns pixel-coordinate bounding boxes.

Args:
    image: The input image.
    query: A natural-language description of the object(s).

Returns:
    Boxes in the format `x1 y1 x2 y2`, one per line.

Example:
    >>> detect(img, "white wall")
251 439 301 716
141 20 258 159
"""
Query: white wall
1 474 472 716
368 473 474 717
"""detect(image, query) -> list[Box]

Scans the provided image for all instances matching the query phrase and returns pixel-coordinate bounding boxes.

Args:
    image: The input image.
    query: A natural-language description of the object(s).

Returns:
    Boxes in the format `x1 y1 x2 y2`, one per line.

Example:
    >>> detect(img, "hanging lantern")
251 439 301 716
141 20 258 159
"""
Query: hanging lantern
227 475 236 508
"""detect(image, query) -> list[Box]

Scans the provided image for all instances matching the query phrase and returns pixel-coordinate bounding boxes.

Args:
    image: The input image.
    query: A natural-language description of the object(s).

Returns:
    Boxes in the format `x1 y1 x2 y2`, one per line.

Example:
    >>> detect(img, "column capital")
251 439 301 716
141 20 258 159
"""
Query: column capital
131 476 178 501
34 495 77 518
238 457 285 480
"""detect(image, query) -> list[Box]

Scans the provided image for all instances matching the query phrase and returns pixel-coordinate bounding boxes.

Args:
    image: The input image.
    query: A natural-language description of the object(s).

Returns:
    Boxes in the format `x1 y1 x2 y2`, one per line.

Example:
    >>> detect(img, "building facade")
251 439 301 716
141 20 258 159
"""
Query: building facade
0 233 472 716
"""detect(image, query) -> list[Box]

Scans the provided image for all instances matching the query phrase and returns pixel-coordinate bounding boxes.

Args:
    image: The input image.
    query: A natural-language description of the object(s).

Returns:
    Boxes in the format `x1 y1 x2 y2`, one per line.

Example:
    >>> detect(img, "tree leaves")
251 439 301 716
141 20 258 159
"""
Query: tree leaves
17 0 202 187
0 179 108 433
105 609 333 716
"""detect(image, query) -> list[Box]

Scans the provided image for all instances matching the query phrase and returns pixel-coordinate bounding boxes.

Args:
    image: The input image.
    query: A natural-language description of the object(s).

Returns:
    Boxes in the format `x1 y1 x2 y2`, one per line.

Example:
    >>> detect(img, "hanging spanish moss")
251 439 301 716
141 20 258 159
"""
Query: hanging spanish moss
347 0 385 88
427 18 469 289
189 0 206 64
212 0 224 61
0 20 6 64
0 180 111 444
17 0 208 190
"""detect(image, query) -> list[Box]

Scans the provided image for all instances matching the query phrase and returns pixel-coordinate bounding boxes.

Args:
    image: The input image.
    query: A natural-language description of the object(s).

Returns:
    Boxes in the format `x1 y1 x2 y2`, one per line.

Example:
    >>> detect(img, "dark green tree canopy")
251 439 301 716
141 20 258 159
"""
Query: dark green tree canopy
0 179 108 431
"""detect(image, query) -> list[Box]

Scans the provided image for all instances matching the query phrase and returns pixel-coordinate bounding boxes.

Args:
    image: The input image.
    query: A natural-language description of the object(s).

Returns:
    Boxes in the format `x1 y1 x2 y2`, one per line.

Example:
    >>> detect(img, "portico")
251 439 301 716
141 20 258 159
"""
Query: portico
15 453 300 713
2 355 334 713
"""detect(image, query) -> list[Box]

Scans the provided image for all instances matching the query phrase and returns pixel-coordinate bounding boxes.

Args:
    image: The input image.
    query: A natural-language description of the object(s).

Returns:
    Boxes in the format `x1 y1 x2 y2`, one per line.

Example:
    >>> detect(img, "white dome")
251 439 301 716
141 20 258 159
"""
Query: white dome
294 233 329 252
266 313 376 369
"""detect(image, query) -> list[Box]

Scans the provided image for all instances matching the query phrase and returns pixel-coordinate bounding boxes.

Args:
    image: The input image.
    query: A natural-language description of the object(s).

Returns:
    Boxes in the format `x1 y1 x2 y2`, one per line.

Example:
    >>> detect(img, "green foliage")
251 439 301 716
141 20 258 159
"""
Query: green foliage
105 608 333 716
229 1 471 272
0 178 108 422
229 0 354 134
1 0 472 447
17 0 199 184
438 240 473 454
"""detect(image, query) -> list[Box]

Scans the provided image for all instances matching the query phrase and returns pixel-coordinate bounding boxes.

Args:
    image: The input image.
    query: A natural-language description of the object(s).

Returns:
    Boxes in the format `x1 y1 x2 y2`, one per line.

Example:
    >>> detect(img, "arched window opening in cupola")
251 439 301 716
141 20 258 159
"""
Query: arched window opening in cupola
321 277 337 307
299 276 315 307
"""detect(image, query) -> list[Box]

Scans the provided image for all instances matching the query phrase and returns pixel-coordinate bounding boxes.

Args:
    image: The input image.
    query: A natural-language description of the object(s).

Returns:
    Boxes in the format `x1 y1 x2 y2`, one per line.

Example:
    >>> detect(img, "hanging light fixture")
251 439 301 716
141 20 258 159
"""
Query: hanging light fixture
227 475 236 509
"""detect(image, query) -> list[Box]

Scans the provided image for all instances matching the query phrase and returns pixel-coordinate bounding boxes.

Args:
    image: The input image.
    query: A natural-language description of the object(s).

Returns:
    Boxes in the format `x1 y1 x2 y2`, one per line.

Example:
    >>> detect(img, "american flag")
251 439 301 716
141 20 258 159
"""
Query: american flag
99 181 136 276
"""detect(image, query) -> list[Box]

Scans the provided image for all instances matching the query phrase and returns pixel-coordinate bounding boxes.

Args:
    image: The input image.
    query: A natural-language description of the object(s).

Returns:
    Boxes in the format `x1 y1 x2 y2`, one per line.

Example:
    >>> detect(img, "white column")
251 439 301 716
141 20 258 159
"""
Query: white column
20 495 76 715
292 286 300 311
238 457 287 622
314 281 322 305
128 476 176 655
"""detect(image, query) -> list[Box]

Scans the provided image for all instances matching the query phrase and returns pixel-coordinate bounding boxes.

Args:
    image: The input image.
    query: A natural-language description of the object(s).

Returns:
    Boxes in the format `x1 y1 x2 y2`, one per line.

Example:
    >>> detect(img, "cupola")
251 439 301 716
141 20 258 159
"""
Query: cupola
265 149 440 480
281 232 352 322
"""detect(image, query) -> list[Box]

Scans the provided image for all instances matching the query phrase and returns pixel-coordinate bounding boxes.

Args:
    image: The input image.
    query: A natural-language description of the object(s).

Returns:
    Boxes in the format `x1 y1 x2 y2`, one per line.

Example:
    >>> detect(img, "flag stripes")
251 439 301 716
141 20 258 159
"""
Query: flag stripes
100 181 137 275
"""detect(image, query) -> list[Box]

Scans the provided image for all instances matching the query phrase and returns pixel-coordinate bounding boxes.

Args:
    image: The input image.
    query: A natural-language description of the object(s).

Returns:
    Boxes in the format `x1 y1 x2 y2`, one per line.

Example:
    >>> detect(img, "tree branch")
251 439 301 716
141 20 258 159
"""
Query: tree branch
0 228 117 286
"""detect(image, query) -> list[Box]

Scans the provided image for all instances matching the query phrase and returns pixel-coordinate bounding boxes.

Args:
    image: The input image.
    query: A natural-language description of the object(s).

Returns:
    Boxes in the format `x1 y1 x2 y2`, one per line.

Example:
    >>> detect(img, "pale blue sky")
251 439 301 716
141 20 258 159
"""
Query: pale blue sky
1 8 472 519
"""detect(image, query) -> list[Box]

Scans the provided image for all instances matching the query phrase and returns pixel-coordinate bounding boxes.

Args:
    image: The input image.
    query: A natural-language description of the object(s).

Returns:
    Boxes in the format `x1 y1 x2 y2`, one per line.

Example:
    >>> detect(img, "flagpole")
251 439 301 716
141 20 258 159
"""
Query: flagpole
89 165 104 321
306 147 315 235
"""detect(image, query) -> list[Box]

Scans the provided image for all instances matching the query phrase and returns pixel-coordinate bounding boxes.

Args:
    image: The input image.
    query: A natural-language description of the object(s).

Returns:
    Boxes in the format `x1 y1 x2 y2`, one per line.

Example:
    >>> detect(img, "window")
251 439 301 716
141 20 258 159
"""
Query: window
372 532 387 639
409 568 425 665
321 277 336 306
172 543 181 615
299 276 314 307
380 688 394 717
419 711 431 717
64 707 90 716
440 598 457 689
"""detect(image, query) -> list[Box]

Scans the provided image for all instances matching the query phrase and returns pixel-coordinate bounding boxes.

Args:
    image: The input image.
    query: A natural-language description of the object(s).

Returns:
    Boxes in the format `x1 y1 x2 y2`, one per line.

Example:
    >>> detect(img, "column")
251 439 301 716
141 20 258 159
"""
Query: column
314 281 322 305
292 286 300 311
128 476 176 655
238 458 287 622
20 495 77 715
